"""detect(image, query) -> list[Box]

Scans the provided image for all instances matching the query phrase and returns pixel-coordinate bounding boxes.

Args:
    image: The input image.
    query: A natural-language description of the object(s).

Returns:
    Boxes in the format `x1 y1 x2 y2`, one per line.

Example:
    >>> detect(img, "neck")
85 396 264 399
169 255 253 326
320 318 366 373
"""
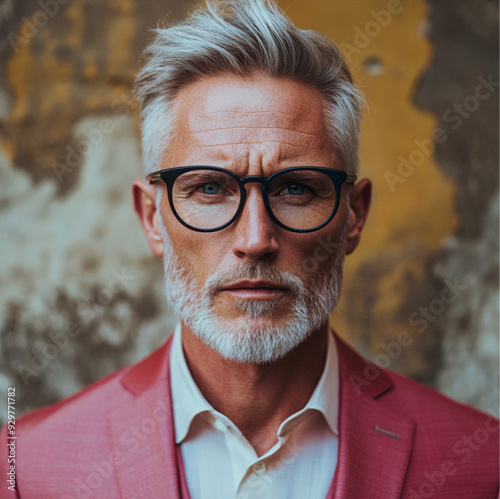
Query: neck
180 321 329 456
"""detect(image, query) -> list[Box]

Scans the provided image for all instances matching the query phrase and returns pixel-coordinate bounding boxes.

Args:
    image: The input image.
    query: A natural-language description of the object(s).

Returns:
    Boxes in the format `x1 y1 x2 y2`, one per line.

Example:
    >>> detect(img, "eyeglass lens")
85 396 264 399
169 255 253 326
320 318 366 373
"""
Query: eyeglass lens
172 169 338 231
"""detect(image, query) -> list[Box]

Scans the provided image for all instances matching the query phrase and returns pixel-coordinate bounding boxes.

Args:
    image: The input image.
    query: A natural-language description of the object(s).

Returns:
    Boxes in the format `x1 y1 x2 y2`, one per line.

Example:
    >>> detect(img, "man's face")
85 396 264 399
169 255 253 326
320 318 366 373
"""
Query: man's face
151 73 358 363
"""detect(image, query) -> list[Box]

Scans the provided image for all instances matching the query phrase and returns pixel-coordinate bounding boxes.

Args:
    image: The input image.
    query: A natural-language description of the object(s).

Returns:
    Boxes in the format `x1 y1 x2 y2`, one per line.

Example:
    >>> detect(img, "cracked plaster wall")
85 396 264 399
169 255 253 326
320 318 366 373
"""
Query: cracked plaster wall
0 0 498 425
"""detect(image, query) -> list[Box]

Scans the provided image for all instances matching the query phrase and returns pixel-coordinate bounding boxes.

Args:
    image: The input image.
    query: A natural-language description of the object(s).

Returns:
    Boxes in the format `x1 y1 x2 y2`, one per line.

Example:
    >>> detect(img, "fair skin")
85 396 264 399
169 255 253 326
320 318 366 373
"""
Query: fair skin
132 73 371 456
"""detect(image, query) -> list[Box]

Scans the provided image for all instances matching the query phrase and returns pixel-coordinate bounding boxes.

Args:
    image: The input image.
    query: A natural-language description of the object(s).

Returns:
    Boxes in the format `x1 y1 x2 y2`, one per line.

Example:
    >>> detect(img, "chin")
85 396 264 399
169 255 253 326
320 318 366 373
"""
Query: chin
186 300 320 364
215 296 289 320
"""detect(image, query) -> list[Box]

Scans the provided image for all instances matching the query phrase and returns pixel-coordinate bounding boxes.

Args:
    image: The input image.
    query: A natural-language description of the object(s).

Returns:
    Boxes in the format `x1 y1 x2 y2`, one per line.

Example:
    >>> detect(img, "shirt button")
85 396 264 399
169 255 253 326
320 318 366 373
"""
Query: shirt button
252 462 267 476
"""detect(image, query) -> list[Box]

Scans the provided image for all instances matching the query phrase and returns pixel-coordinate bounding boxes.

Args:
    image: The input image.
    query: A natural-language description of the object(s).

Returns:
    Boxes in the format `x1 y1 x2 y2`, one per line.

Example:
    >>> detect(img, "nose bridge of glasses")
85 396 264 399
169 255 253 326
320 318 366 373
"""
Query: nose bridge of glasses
237 176 273 227
240 175 267 188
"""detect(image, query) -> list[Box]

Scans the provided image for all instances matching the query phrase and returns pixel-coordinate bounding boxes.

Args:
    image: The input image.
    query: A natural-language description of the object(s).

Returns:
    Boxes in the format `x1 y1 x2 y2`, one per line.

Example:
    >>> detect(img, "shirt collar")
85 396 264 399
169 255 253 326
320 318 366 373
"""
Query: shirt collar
170 322 339 444
170 322 213 444
278 327 339 437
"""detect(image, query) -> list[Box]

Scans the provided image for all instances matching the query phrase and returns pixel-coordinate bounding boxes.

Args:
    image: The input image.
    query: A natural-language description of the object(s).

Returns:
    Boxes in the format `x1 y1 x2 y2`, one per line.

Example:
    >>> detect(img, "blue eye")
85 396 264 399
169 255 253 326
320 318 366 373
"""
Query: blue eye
283 183 306 195
201 182 220 194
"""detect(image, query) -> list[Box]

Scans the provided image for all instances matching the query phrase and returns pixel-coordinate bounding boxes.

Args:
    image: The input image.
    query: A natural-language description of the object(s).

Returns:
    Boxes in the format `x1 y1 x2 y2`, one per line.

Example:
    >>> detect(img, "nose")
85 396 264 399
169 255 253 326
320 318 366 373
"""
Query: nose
231 185 280 260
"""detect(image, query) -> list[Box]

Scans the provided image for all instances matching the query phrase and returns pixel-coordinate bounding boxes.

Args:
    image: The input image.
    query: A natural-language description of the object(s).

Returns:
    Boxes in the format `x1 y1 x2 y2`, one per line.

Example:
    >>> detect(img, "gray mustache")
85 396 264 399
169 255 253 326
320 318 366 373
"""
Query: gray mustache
203 262 306 299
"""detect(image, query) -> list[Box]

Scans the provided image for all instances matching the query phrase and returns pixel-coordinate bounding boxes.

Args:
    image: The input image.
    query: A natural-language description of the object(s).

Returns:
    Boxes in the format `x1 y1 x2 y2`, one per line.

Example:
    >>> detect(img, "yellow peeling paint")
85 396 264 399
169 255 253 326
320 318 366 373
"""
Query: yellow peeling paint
281 0 457 343
4 2 86 170
105 0 137 80
4 1 140 177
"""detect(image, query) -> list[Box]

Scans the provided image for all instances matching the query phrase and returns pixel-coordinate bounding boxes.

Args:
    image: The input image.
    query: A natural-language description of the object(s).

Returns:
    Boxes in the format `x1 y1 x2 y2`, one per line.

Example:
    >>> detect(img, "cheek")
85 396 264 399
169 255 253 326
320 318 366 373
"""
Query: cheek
277 234 326 279
167 227 227 282
286 220 348 276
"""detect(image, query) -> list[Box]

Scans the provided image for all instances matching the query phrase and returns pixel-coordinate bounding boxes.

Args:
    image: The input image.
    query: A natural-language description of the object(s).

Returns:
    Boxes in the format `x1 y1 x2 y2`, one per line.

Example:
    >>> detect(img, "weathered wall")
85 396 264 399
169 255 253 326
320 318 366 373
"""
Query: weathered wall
0 0 193 421
0 0 498 425
412 0 499 410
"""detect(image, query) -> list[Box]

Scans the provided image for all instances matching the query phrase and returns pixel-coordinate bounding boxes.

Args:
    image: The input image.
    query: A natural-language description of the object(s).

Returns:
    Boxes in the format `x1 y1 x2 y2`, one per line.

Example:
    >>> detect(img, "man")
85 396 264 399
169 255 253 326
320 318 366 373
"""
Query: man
1 1 498 498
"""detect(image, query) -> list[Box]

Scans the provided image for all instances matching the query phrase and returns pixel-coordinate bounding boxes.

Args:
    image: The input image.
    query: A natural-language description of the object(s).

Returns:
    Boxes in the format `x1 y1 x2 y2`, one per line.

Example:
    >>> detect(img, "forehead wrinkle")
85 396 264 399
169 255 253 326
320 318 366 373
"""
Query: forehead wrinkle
193 140 317 149
182 129 333 167
189 125 321 138
187 143 327 176
189 106 324 134
203 107 315 120
168 74 336 170
188 126 328 149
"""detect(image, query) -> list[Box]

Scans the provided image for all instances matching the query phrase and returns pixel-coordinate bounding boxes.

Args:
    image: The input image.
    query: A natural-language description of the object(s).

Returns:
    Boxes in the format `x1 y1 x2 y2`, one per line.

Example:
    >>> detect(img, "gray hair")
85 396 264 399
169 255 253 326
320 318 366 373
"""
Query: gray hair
135 0 365 176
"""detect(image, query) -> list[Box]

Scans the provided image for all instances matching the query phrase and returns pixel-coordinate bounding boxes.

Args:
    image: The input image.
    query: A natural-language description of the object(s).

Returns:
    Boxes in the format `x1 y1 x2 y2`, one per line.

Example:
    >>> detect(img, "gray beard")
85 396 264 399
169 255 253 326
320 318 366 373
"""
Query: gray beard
157 192 347 364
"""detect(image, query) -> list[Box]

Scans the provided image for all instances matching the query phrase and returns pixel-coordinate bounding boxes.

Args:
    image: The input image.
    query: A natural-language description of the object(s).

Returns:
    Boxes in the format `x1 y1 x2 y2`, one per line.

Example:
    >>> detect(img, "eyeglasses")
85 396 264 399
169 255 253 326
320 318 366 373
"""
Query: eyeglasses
147 166 357 233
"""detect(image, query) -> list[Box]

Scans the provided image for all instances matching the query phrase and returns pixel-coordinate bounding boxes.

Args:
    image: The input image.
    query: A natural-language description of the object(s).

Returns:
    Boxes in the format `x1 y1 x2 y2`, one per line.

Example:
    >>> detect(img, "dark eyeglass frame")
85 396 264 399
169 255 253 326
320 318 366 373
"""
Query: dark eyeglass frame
146 166 357 233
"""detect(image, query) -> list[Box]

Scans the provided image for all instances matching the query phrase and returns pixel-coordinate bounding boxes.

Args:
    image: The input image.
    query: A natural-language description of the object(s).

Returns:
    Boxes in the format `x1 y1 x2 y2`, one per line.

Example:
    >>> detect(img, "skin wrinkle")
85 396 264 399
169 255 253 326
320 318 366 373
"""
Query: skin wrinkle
206 108 309 115
165 83 335 178
175 136 335 176
166 141 337 179
189 126 322 136
192 140 324 152
188 126 327 144
191 141 319 148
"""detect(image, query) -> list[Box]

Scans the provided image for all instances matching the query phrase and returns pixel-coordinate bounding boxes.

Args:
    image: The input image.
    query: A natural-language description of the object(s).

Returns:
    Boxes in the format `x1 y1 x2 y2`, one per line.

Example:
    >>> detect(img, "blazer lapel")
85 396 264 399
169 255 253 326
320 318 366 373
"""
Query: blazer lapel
108 338 185 499
330 334 415 499
106 330 414 498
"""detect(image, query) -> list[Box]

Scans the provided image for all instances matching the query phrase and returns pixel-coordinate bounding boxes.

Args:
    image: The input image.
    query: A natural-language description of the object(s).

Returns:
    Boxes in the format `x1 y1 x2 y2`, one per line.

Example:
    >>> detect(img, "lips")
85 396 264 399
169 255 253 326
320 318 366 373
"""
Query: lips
221 280 286 299
223 280 286 291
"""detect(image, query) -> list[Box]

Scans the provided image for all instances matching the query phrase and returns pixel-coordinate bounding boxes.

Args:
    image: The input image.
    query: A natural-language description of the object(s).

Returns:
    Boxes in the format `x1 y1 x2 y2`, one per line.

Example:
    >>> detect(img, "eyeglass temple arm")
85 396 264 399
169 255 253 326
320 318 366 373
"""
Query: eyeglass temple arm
346 173 357 184
146 172 162 184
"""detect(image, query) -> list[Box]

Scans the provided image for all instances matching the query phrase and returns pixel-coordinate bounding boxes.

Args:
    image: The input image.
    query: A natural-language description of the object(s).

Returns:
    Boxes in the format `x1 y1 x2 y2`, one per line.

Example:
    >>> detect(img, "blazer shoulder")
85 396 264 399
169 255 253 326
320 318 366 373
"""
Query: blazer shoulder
384 368 495 425
335 331 496 428
9 340 171 438
335 332 498 462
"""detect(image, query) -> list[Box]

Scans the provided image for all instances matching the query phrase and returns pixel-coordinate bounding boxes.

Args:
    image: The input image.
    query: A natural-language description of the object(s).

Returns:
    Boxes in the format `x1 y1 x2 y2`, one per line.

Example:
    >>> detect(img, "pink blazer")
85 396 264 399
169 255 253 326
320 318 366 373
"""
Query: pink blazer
1 333 498 498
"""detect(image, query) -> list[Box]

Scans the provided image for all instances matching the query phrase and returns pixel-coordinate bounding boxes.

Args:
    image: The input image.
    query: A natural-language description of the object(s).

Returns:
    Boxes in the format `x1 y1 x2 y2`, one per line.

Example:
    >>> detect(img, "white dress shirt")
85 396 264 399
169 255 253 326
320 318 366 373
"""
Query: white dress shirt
170 322 339 499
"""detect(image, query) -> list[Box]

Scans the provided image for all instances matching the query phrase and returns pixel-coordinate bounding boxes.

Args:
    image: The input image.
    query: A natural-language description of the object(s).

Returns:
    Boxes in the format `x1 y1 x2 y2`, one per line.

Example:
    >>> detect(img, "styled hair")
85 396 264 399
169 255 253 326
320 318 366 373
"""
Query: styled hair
134 0 365 175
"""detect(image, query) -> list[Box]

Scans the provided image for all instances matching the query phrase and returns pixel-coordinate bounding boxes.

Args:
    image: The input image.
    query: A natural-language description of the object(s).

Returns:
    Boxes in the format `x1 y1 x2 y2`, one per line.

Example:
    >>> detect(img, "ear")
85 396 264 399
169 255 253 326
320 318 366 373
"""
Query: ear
345 178 372 255
132 179 165 258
